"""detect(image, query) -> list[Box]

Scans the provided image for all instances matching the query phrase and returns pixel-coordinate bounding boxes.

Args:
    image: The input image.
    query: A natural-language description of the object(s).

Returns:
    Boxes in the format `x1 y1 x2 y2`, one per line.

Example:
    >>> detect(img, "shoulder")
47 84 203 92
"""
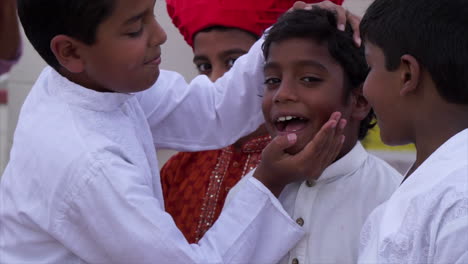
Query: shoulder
364 153 403 185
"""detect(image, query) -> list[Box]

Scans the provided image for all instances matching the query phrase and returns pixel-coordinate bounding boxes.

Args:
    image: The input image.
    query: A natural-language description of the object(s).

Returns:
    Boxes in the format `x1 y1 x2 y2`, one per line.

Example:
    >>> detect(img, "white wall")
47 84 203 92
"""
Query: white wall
1 0 373 173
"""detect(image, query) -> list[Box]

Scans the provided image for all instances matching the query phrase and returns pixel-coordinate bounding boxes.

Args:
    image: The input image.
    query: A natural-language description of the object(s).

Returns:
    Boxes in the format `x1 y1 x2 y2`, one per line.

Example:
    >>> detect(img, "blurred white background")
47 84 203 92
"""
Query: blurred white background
0 0 374 173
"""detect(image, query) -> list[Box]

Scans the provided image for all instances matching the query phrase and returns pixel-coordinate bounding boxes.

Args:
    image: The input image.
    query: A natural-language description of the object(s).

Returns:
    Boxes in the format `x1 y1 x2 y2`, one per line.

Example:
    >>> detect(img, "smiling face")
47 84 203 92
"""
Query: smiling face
77 0 167 93
263 38 358 155
192 28 257 82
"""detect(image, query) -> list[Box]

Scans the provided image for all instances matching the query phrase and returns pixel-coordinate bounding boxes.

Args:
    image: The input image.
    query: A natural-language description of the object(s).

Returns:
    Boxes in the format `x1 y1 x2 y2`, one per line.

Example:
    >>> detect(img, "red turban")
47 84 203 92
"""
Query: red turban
167 0 345 47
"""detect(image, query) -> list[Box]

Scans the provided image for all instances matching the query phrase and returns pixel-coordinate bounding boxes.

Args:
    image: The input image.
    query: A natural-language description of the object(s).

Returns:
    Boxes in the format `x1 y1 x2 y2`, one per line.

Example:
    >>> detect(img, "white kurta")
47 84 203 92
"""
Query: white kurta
0 39 304 263
226 143 402 264
359 129 468 264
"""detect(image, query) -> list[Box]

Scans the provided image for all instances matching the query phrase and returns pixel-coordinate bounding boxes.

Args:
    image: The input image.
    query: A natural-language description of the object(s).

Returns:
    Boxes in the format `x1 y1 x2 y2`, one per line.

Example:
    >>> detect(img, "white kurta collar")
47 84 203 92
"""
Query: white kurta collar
316 142 368 184
46 67 134 112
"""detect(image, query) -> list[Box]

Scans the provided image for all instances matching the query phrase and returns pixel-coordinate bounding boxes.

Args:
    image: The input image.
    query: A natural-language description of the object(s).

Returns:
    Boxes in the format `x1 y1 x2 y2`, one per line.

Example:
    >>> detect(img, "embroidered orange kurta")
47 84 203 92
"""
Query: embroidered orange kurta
161 135 271 243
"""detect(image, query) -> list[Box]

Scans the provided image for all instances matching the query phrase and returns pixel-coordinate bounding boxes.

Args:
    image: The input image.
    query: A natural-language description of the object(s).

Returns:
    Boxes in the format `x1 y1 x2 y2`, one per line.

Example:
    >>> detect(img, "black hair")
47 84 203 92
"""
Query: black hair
361 0 468 104
263 8 375 140
17 0 116 70
197 26 260 42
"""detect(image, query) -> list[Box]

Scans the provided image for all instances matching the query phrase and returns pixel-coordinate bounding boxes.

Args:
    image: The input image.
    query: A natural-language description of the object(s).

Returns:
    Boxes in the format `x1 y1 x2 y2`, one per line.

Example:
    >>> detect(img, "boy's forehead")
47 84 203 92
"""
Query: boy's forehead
266 38 330 63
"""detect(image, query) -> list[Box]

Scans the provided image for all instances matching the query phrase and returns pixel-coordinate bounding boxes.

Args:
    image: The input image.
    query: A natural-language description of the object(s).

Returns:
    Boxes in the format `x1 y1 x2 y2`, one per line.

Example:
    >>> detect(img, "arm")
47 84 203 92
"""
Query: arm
0 0 21 75
52 153 303 263
137 38 265 152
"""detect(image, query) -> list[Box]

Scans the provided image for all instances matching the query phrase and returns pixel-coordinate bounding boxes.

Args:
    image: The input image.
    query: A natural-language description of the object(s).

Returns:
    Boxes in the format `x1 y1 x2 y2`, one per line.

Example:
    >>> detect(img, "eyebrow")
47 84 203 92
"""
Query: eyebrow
264 60 328 72
219 48 248 59
122 11 146 26
193 55 208 63
193 48 249 63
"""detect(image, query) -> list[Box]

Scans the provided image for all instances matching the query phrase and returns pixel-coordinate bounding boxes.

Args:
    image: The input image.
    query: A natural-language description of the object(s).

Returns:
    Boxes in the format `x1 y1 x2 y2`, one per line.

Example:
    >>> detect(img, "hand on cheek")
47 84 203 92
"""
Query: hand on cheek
254 111 347 197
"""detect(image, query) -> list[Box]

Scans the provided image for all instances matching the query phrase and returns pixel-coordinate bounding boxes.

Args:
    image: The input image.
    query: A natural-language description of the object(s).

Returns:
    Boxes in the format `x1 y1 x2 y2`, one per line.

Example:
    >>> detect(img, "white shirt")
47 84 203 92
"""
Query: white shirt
359 129 468 264
279 142 401 264
227 142 402 264
0 39 304 263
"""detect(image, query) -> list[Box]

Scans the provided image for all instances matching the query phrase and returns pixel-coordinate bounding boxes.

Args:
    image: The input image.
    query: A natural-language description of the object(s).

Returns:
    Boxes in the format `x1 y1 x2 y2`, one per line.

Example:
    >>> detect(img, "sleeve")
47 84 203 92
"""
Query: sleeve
136 38 266 152
51 153 304 264
433 198 468 264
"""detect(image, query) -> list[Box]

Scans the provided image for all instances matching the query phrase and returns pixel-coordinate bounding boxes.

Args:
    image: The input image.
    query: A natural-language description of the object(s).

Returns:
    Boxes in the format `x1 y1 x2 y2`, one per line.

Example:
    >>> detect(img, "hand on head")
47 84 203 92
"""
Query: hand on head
291 1 361 46
254 112 347 197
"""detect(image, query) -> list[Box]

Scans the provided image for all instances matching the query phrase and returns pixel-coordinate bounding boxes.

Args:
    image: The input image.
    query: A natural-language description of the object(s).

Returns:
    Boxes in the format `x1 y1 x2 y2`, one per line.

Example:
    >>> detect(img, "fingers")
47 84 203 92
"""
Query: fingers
347 11 362 46
328 119 347 162
297 112 342 163
262 133 297 161
290 0 362 47
291 1 307 11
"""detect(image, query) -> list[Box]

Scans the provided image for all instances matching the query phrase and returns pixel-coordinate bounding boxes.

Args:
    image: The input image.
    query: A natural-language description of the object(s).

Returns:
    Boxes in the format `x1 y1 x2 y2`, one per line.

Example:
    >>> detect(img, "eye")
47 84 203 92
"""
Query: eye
264 77 281 89
226 58 238 69
301 76 322 83
196 63 212 74
126 27 144 38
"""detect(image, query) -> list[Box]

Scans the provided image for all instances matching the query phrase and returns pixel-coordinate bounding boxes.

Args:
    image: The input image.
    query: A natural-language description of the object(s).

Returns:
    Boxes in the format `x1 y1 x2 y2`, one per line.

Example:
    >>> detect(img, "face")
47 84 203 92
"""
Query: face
192 28 257 82
263 38 355 155
363 42 408 145
79 0 167 93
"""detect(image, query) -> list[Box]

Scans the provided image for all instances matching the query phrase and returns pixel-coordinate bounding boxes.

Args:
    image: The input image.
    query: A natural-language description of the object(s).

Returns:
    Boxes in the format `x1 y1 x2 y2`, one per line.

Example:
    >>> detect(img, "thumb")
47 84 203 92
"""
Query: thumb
264 133 297 158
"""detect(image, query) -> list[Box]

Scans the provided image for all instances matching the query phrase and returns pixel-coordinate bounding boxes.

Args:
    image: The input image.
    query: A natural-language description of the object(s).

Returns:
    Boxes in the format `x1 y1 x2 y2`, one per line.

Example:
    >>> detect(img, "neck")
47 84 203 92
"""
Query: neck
58 68 112 93
410 104 468 174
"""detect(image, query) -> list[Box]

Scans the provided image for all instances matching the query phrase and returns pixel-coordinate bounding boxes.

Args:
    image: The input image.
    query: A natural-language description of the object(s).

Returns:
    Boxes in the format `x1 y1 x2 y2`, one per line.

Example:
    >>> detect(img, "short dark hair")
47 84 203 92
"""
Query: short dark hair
361 0 468 104
18 0 116 70
262 8 375 140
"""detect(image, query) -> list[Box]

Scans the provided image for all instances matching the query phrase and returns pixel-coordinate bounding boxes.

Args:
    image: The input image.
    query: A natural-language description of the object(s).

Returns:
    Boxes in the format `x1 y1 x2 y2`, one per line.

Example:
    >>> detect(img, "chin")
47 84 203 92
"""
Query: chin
140 72 160 92
284 142 306 155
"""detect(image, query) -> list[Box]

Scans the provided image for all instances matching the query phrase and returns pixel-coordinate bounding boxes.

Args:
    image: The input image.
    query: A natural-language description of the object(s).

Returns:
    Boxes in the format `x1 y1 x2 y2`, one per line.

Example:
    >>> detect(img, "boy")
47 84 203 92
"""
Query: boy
162 0 342 243
227 8 402 264
358 0 468 262
0 0 350 263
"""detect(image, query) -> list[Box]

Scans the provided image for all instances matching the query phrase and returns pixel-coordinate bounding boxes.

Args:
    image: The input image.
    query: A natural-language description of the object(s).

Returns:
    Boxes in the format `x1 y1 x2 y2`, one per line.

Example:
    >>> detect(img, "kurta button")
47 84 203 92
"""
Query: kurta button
233 161 240 168
292 258 299 264
306 180 316 187
296 217 304 226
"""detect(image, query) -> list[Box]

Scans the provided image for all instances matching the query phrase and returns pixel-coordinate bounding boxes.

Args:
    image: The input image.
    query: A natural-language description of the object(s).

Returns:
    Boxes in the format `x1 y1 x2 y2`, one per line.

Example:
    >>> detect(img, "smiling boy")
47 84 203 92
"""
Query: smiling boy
228 8 402 263
0 0 349 262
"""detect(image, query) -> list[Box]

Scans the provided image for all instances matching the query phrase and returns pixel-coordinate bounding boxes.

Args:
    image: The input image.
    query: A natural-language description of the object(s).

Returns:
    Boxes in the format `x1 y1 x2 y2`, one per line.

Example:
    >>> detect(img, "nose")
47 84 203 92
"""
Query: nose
273 79 299 103
209 65 226 82
148 17 167 47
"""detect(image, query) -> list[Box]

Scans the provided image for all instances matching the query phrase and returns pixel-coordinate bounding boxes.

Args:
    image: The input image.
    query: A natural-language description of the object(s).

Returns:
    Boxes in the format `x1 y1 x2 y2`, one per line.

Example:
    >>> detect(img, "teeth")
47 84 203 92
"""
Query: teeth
276 116 304 122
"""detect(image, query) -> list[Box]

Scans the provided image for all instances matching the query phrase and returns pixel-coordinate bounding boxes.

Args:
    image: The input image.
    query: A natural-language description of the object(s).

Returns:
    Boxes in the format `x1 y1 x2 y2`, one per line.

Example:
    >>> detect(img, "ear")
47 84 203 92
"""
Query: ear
399 54 421 96
350 85 372 121
50 35 85 73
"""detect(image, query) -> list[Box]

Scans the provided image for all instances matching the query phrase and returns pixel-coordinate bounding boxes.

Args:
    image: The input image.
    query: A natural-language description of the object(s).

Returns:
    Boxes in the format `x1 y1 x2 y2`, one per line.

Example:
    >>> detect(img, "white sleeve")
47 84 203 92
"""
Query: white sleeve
223 168 256 210
434 213 468 263
51 154 303 263
137 39 266 152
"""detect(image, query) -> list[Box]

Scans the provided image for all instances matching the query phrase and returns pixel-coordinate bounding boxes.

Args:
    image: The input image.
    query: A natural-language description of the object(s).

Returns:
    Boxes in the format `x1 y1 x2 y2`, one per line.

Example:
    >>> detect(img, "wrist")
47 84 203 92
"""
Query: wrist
253 165 285 197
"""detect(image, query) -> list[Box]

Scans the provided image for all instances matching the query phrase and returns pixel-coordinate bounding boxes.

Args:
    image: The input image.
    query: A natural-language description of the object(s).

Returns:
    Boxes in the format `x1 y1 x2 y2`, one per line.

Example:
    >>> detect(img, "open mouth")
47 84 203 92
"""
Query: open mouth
274 115 309 133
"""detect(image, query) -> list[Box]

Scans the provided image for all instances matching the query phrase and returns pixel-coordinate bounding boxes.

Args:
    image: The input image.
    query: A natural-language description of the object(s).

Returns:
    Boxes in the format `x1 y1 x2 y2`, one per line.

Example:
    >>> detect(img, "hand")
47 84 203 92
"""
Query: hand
254 112 347 196
291 1 362 47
